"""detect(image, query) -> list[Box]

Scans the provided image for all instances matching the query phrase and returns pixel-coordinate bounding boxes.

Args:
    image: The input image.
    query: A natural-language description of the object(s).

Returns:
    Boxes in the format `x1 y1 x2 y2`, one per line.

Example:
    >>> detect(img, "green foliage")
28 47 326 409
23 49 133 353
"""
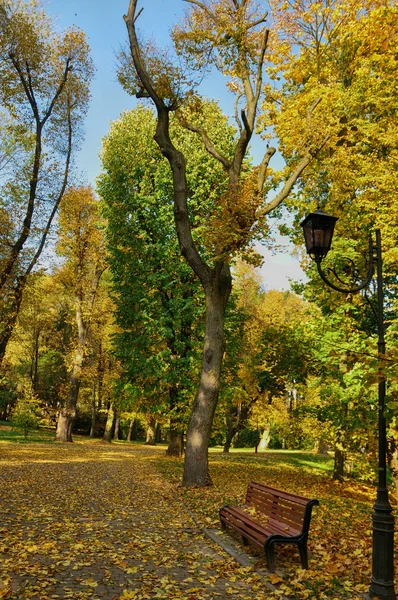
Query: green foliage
10 383 41 439
98 103 236 425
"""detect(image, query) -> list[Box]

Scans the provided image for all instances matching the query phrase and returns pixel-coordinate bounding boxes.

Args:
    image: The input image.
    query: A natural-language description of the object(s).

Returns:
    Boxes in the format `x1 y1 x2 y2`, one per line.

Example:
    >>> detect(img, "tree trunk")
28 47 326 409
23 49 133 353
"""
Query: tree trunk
89 380 96 437
223 411 234 454
103 403 115 442
182 270 232 486
55 365 81 442
223 401 253 453
167 424 184 457
333 442 346 482
127 418 137 442
113 414 120 441
257 426 271 452
0 281 24 367
155 422 162 443
315 437 329 454
146 415 156 445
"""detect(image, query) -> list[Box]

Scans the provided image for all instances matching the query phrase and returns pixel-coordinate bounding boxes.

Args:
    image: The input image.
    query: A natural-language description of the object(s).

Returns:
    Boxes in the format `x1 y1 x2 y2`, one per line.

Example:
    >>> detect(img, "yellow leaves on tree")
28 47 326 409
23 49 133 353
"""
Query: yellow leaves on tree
205 169 269 262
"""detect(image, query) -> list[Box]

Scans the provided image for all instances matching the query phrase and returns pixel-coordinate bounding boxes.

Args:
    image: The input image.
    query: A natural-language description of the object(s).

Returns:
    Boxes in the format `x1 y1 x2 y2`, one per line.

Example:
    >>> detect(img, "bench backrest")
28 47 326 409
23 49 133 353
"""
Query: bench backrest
246 482 319 535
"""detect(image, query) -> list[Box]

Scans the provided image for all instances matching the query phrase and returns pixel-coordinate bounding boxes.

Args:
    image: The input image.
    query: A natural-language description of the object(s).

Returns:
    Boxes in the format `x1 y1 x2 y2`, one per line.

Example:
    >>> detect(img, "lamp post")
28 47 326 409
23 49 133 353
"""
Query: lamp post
300 210 396 600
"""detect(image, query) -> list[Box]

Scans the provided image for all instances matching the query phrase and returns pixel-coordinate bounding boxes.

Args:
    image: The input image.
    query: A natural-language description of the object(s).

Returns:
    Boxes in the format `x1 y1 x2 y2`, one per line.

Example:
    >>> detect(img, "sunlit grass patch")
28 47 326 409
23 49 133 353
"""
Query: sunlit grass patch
0 422 55 443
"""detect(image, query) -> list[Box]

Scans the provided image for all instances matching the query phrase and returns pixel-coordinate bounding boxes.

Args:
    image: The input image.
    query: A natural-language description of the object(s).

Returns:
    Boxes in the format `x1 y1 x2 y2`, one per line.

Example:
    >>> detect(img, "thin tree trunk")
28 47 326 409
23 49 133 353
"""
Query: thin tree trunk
223 401 253 453
146 416 156 445
315 437 329 454
258 426 271 452
56 300 86 442
182 272 231 486
167 423 184 457
333 441 346 482
103 403 115 442
127 418 135 442
223 411 234 454
155 422 162 443
113 414 120 440
89 380 96 438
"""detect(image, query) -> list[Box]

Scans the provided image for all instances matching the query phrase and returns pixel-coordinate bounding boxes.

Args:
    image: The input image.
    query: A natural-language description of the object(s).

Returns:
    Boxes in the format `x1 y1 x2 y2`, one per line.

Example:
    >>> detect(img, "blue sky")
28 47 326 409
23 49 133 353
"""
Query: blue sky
46 0 305 290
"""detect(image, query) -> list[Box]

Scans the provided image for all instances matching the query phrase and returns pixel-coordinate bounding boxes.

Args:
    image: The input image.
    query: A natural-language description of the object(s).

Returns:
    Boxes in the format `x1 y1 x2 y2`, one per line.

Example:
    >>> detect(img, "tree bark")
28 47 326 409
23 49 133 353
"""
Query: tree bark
155 422 162 443
223 401 253 453
167 423 184 456
113 414 120 440
55 345 83 442
257 426 271 452
182 269 232 486
333 442 346 482
103 403 115 442
146 416 157 445
315 437 329 454
89 380 96 437
127 418 138 442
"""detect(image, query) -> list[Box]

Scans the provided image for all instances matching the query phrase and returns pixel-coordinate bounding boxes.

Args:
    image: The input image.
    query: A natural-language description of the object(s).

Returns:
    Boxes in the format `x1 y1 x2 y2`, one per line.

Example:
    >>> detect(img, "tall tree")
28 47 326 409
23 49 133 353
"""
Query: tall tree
55 186 107 442
121 0 326 486
0 0 93 365
99 104 234 456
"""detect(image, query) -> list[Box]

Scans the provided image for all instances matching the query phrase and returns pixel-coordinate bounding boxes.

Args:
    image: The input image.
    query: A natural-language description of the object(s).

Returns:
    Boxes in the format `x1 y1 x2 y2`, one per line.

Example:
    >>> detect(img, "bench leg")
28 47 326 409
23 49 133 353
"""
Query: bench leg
242 536 249 546
265 543 276 572
298 542 308 569
220 520 226 531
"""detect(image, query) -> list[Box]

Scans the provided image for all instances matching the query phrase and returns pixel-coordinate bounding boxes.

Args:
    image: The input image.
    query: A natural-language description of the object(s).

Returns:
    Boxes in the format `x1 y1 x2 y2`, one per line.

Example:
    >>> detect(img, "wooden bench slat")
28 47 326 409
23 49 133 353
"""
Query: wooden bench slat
220 481 319 571
247 482 313 504
247 497 306 523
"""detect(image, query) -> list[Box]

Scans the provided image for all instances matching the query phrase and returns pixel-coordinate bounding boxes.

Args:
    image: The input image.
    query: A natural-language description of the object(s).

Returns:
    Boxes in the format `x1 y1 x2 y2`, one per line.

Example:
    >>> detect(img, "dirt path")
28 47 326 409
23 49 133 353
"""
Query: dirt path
0 442 270 600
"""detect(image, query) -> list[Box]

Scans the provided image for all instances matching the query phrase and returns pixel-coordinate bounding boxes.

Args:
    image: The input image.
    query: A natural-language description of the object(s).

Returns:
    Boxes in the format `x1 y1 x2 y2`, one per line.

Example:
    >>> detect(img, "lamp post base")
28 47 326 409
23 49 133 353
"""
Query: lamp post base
369 494 396 600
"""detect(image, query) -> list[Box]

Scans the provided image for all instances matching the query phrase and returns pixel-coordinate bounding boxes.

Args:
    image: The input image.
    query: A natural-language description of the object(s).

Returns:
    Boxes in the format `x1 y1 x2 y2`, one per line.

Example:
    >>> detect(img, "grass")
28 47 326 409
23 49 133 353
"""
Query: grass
0 420 55 443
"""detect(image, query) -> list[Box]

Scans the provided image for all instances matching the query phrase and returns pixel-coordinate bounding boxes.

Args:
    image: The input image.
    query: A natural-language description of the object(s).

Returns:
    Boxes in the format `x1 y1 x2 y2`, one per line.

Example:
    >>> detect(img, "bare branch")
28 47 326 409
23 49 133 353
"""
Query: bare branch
307 96 322 119
41 57 72 127
262 130 332 216
254 29 269 106
247 12 268 30
241 109 251 138
183 0 218 23
262 151 314 216
8 53 39 121
124 0 164 112
178 116 232 170
257 146 276 194
25 94 74 278
234 92 243 131
124 0 211 287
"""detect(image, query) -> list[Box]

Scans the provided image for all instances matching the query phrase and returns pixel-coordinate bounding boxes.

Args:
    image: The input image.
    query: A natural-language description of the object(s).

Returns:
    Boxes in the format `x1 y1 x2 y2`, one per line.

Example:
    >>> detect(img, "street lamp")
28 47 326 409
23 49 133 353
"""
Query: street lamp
300 210 396 600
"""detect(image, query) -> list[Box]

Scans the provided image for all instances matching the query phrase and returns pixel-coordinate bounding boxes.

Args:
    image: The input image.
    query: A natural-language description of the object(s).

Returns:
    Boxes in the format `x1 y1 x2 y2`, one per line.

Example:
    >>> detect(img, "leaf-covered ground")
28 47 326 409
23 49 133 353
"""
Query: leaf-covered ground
0 440 396 599
149 448 398 600
0 441 285 600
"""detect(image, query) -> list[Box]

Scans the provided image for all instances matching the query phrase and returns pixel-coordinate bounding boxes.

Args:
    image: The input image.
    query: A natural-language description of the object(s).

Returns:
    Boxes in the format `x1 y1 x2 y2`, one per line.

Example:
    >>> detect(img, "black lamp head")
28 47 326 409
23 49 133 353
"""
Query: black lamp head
300 209 338 263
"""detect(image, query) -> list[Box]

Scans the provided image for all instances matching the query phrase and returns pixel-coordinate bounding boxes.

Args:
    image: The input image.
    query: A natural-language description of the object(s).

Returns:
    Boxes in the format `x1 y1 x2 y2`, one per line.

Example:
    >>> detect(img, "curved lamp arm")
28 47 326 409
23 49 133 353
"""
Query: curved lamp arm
316 235 375 294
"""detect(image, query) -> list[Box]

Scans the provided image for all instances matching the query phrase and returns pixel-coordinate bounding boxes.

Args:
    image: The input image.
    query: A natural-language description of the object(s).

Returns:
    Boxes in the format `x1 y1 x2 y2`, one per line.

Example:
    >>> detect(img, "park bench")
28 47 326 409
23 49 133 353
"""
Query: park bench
219 482 319 571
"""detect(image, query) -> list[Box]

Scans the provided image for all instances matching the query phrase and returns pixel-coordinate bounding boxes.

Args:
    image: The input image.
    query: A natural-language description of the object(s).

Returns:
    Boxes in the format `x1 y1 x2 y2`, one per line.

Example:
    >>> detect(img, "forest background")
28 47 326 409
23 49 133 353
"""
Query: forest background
0 0 397 491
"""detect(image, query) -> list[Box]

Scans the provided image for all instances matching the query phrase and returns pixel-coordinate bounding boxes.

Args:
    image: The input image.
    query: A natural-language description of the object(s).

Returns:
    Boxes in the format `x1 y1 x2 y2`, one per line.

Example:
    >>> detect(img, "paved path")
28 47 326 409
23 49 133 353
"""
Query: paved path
0 442 271 600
